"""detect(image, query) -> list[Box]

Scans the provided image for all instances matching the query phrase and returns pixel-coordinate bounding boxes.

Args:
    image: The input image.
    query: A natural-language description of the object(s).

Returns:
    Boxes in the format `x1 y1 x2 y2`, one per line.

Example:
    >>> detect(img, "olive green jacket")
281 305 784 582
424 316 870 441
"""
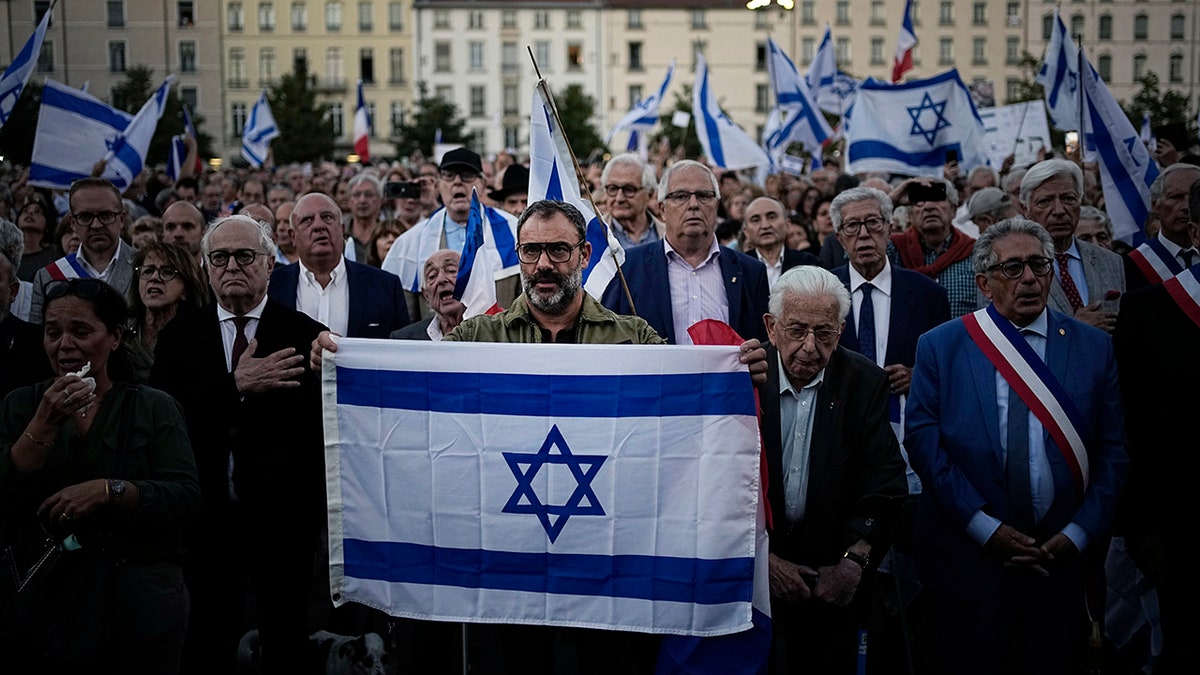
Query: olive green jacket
445 293 665 345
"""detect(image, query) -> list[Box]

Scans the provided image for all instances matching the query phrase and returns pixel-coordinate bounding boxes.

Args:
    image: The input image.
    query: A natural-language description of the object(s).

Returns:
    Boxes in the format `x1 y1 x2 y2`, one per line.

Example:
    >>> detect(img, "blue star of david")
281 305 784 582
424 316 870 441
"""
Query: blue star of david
908 93 952 146
1067 70 1078 94
502 425 607 543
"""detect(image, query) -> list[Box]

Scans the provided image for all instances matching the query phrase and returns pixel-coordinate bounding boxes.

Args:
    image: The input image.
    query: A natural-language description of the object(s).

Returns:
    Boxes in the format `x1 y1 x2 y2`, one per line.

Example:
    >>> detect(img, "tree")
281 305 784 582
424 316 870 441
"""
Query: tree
651 85 703 160
268 59 336 164
552 84 606 162
393 82 467 158
111 65 216 166
0 81 44 164
1121 71 1193 133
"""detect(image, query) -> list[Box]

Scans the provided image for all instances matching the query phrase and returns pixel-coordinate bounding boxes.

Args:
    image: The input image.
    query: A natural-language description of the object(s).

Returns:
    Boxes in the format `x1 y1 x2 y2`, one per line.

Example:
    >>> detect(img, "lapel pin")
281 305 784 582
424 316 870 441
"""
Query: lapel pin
731 276 737 283
1059 328 1065 336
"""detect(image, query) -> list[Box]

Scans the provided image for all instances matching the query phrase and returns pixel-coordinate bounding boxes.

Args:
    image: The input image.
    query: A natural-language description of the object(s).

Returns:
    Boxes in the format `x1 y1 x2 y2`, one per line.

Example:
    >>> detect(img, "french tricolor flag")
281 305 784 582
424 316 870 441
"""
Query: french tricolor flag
453 189 503 318
893 0 917 83
353 80 370 162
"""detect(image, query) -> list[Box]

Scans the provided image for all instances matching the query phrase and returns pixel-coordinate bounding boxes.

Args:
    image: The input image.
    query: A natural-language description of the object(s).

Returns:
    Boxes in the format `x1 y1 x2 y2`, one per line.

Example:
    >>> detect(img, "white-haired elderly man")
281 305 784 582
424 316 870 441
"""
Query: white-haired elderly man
1124 162 1200 291
600 152 666 249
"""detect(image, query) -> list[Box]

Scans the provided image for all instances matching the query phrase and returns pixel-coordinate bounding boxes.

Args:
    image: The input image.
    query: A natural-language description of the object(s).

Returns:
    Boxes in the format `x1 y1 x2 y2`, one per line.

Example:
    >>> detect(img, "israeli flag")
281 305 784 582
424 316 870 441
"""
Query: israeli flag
29 76 175 190
241 90 280 168
1081 57 1156 246
166 103 198 182
530 83 624 300
1036 9 1080 132
805 25 859 117
605 61 675 154
693 53 770 172
323 340 763 636
0 8 51 130
844 69 990 178
763 37 833 166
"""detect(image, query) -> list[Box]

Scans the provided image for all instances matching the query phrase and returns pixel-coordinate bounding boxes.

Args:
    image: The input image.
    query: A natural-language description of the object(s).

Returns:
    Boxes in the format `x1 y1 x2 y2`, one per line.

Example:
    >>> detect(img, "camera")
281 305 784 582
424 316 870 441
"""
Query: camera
384 181 422 200
908 182 948 204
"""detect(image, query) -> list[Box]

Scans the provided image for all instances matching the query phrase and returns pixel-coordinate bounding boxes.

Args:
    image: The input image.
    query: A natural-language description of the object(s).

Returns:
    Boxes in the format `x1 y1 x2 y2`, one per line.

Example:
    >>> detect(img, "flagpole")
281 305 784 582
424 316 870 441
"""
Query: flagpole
528 47 638 317
1075 34 1085 169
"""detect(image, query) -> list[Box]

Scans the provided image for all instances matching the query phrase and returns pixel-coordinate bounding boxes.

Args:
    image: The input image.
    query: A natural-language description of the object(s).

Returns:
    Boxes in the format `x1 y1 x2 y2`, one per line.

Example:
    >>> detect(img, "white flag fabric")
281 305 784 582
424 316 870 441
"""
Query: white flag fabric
1036 9 1080 132
323 340 763 636
844 69 990 178
530 83 624 300
604 61 675 152
241 90 280 168
1081 57 1157 246
0 9 51 130
806 25 859 117
693 53 770 172
453 189 502 317
29 76 175 190
763 37 832 166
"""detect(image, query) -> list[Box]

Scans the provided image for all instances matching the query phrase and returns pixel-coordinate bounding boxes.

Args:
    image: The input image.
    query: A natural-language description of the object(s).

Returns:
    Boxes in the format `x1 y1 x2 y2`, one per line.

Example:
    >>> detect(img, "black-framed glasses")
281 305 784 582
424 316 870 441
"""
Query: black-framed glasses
44 278 106 301
72 210 122 227
135 265 180 281
516 241 585 264
663 190 718 206
604 184 642 198
839 217 888 237
207 248 263 268
440 169 480 183
986 257 1054 280
779 324 841 345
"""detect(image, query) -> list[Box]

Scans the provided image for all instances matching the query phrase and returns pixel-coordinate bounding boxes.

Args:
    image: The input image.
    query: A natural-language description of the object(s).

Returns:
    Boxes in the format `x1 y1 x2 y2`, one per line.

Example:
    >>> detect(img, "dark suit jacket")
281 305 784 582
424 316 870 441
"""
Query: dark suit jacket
781 247 822 272
390 317 434 340
601 241 770 344
831 265 951 368
763 344 908 567
268 259 410 339
0 313 51 401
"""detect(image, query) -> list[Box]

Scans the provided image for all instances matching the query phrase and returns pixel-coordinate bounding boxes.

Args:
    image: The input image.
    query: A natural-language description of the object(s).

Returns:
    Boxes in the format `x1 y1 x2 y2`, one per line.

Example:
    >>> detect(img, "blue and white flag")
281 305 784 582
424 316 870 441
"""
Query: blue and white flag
323 340 764 636
693 53 770 172
530 82 624 300
0 8 51 130
29 76 175 190
806 25 859 117
241 90 280 168
166 103 198 182
605 61 675 154
1036 9 1080 132
1081 57 1156 246
763 37 833 166
454 189 502 317
844 69 990 178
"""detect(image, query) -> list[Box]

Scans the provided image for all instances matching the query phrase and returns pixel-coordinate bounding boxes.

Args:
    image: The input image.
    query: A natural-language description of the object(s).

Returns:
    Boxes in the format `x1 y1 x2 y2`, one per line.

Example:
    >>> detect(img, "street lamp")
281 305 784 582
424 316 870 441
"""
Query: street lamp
746 0 794 9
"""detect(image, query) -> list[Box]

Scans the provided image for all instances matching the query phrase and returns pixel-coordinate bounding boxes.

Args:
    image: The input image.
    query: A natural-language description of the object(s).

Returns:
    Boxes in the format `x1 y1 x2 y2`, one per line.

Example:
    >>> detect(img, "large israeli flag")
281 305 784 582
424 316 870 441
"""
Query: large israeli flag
844 69 990 178
323 340 763 635
241 90 280 168
0 8 51 130
693 53 770 172
1036 8 1080 132
763 37 832 165
605 61 675 153
531 82 624 300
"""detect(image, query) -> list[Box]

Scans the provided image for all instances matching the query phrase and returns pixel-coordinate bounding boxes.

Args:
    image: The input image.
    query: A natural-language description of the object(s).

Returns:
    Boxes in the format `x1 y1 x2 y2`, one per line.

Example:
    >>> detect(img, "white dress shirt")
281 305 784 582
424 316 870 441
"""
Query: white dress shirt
216 295 266 372
846 263 894 368
665 237 729 345
296 257 349 336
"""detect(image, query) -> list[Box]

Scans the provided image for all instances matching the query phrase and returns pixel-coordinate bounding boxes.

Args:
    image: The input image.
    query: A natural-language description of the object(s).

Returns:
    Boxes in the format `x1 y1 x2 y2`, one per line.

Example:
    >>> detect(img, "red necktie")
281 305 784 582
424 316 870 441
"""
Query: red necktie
230 316 250 370
1056 252 1084 312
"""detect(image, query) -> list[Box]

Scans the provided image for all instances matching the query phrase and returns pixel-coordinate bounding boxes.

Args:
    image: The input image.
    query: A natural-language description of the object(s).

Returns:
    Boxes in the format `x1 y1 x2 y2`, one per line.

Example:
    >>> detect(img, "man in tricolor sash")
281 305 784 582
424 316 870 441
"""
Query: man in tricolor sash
28 178 136 323
1124 163 1200 292
906 218 1128 675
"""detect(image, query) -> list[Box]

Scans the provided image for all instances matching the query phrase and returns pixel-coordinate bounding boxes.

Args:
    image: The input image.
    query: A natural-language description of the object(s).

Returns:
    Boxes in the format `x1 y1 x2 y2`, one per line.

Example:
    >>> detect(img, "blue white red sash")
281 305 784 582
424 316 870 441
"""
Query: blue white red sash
962 305 1089 495
1163 265 1200 330
43 252 92 281
1127 239 1183 285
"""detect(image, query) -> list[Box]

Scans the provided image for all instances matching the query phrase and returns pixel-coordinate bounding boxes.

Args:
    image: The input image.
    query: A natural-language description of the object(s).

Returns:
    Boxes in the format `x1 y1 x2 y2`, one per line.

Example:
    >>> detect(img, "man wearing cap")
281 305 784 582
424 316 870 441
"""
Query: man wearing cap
489 164 530 218
965 187 1018 235
381 148 520 321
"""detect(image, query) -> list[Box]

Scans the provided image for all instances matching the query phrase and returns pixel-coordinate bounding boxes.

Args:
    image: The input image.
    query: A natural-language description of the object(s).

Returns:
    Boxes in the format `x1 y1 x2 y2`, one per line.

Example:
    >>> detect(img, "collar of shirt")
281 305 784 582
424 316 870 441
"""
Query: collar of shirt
299 257 347 289
663 235 721 269
1154 234 1194 260
74 240 127 279
425 317 445 341
777 352 826 398
217 294 268 324
1062 239 1083 262
847 261 893 295
1006 309 1048 341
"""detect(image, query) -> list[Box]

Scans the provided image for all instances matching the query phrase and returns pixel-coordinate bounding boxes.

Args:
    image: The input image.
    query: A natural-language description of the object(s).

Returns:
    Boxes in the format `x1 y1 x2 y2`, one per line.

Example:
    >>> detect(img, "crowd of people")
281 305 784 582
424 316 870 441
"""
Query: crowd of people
0 129 1198 674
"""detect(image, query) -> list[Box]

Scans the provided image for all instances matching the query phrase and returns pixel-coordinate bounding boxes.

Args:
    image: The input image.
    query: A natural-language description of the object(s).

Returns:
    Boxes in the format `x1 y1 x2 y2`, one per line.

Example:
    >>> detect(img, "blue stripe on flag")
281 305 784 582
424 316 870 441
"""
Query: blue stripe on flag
583 216 608 281
487 207 520 268
40 84 131 129
27 164 90 188
698 70 725 167
343 539 754 605
848 140 963 169
335 367 756 417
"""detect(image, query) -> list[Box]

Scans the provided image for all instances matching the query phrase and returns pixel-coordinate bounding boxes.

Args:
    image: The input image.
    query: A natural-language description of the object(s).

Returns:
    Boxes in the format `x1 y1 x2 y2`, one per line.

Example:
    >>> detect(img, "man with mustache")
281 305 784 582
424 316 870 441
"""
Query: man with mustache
888 177 978 318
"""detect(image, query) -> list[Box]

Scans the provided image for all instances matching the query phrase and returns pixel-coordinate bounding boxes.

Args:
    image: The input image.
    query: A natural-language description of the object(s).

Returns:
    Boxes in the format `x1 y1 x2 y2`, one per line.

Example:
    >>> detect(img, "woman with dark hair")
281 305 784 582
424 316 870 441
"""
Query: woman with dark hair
54 214 81 257
125 242 207 383
15 198 59 282
366 219 407 268
0 278 200 673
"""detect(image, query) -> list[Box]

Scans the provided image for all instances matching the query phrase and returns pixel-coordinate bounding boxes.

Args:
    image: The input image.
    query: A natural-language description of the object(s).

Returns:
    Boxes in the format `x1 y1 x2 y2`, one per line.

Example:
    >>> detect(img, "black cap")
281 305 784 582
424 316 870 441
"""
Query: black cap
1153 122 1190 151
439 147 483 174
488 164 530 202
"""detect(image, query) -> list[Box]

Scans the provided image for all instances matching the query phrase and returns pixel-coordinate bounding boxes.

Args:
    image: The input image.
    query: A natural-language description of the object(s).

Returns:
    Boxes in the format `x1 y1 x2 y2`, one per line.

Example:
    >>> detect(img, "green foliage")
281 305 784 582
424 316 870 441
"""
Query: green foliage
552 84 606 163
110 65 216 165
393 82 467 158
651 85 703 160
1006 52 1046 105
1120 71 1193 135
267 59 336 164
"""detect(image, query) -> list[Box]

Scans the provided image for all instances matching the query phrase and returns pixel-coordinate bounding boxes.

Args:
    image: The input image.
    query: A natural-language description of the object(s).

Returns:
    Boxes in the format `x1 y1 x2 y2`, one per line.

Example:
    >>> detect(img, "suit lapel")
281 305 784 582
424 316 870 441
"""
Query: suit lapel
345 261 363 337
965 323 1004 465
646 248 675 343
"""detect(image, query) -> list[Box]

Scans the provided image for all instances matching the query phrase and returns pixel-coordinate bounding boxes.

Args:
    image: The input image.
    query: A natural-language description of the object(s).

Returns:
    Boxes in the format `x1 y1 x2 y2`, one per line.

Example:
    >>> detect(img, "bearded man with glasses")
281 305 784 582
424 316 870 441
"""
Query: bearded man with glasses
29 178 136 323
599 152 666 249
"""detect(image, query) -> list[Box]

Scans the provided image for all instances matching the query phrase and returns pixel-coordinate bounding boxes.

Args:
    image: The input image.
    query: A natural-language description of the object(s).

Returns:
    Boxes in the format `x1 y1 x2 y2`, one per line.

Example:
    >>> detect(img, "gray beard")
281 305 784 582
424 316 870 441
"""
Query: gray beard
521 265 584 316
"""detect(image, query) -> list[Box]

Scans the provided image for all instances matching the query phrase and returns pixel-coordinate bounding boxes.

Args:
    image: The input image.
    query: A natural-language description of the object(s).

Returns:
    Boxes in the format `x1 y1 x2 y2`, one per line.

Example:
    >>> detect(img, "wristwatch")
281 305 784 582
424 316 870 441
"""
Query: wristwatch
107 479 126 504
842 549 870 569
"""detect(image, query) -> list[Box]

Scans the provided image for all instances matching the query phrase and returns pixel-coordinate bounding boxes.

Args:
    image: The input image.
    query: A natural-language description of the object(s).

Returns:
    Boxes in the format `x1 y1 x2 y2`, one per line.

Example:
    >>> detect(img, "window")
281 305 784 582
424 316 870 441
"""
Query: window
870 37 885 65
469 129 486 154
692 9 707 30
972 37 986 65
535 41 551 71
434 42 451 72
502 10 516 28
911 1 921 26
180 41 197 72
292 2 307 30
390 101 404 135
1006 78 1020 104
433 9 449 29
360 47 374 83
470 86 485 117
107 1 124 27
1170 14 1185 40
329 102 344 136
366 102 376 135
504 127 519 150
325 46 344 86
1097 54 1111 81
973 2 986 25
388 1 402 31
469 41 484 71
503 83 519 116
34 0 51 25
232 102 247 136
566 10 581 29
755 42 767 71
260 47 277 84
1042 13 1053 40
108 41 127 72
692 40 707 69
534 11 549 29
180 86 198 110
567 43 583 71
293 47 307 74
801 0 815 25
229 48 247 86
1133 14 1147 40
755 84 769 113
178 1 195 26
388 48 405 84
502 42 519 74
1133 53 1146 80
836 37 850 66
801 37 814 65
755 10 769 30
1099 14 1112 40
1169 54 1183 82
628 9 642 29
326 1 342 30
1006 37 1020 64
628 85 643 109
228 2 244 31
871 1 885 25
1071 15 1084 37
468 11 483 29
939 1 953 25
36 40 53 72
435 85 452 101
259 2 275 31
628 42 643 71
358 2 371 31
836 1 849 25
939 37 953 65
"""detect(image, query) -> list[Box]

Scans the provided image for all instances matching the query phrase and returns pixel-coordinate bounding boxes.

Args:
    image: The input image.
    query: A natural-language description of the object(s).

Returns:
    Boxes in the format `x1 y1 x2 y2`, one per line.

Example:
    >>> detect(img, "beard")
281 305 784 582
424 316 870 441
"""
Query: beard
521 263 584 316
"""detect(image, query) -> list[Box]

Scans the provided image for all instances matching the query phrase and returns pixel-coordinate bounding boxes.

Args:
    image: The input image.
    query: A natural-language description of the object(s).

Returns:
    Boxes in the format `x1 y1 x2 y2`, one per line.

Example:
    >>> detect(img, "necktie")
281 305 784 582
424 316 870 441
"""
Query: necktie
858 283 877 364
1055 252 1084 312
1006 388 1035 532
1180 249 1196 269
230 316 251 371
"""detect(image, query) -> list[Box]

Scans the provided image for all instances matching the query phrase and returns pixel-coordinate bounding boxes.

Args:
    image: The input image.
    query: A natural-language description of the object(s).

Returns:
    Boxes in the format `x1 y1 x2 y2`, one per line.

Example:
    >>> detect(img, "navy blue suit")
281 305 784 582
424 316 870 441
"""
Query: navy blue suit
831 264 951 368
268 259 410 338
601 241 770 344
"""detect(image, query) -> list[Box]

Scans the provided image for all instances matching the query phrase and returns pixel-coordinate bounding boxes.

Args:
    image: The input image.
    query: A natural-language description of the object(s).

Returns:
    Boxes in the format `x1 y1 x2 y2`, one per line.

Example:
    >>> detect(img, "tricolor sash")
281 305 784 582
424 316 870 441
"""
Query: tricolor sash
1163 265 1200 330
43 253 92 281
963 306 1089 495
1127 239 1183 285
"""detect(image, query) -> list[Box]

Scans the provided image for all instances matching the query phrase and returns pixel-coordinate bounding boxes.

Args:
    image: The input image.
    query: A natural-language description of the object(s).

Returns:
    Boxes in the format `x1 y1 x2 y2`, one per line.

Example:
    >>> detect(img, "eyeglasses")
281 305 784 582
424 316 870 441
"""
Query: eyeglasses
207 248 264 268
663 190 719 206
986 256 1054 279
135 265 180 281
72 210 123 227
440 169 480 183
44 278 106 301
778 325 842 345
516 241 585 264
604 184 642 198
839 217 888 236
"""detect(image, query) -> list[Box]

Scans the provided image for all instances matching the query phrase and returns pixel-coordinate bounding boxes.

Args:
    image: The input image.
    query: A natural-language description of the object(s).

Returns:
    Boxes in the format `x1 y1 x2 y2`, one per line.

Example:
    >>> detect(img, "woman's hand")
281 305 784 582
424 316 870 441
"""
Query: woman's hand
35 374 97 426
37 479 109 524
